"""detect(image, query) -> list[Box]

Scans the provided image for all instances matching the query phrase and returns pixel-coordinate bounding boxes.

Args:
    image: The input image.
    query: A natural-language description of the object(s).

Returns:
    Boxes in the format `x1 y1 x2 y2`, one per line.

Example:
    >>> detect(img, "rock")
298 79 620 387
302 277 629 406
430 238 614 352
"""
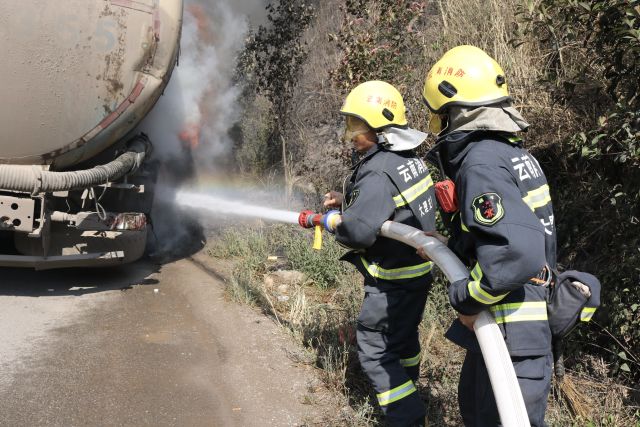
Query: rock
277 284 289 294
264 275 275 288
271 270 305 284
263 270 306 289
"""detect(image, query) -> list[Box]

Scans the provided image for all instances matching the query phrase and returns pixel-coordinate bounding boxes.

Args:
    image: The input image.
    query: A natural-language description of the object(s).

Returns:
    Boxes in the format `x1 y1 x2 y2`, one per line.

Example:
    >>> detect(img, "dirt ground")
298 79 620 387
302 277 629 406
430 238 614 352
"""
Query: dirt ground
0 251 331 426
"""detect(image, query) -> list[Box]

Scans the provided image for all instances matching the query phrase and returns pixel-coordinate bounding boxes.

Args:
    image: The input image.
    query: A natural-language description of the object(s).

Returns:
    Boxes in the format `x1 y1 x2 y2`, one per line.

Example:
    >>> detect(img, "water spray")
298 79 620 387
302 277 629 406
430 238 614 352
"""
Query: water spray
175 189 300 224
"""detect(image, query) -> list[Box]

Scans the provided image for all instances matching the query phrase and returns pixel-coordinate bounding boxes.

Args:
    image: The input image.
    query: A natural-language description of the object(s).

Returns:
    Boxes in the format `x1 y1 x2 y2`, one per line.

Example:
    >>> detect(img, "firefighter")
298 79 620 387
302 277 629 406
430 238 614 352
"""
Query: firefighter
420 45 556 427
324 81 437 427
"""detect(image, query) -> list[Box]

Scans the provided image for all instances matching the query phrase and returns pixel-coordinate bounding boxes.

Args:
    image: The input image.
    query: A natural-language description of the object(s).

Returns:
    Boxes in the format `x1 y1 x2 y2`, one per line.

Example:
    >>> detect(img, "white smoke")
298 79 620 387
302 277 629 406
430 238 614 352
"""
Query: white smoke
138 0 268 258
140 0 264 166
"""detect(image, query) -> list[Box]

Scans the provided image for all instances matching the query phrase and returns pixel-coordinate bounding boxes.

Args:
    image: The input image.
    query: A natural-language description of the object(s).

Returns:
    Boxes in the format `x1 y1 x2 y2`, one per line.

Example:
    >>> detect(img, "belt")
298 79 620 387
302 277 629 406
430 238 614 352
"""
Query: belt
528 265 553 287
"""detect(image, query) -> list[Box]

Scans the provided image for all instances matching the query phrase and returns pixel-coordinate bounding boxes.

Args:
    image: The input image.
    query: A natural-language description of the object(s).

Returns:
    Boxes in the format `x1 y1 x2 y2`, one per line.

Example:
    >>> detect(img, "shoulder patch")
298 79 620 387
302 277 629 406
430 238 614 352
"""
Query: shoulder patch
472 193 504 226
345 189 360 210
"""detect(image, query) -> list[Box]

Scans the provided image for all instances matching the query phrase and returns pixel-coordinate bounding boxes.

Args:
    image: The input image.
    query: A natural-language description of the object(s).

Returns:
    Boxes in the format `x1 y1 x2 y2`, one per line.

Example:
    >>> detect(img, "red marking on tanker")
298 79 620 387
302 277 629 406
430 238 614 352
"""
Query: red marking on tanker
97 77 147 130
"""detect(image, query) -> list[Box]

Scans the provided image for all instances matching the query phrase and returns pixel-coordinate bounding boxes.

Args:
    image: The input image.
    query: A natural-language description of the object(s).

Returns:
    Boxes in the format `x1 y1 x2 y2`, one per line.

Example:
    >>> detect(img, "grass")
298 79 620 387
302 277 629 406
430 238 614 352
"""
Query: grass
231 0 639 423
207 224 465 425
208 223 639 426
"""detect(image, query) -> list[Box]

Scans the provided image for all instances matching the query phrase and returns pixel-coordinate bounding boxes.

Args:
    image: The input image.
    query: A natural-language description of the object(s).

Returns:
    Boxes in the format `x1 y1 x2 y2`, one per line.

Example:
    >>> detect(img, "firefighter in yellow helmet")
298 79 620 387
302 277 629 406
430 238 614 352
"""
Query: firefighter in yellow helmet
324 81 436 427
421 45 555 426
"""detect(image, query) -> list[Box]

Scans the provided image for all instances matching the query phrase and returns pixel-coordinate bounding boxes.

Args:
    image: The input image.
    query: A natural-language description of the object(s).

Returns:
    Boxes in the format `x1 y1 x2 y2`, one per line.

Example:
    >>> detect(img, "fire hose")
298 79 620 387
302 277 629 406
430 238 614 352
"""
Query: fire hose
299 210 531 427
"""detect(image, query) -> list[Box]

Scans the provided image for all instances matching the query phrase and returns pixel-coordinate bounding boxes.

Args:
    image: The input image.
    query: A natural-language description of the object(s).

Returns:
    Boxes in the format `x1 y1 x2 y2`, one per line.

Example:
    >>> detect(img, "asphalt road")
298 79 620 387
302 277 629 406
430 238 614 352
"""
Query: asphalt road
0 252 325 427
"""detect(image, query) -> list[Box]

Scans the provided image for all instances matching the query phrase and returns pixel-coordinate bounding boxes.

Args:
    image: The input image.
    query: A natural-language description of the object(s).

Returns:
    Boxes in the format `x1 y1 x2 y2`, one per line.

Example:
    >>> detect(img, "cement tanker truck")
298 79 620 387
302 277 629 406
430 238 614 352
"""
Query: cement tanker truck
0 0 183 269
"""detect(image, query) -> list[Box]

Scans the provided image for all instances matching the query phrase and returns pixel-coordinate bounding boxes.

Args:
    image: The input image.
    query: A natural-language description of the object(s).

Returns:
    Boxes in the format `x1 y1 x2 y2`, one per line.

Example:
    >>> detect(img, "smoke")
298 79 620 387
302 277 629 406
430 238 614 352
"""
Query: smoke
138 0 268 259
140 0 264 166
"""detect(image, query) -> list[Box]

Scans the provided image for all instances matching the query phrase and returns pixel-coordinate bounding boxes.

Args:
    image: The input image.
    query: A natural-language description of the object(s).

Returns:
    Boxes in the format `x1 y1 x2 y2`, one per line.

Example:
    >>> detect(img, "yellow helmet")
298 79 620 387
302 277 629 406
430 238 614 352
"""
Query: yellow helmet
340 81 408 130
422 45 510 113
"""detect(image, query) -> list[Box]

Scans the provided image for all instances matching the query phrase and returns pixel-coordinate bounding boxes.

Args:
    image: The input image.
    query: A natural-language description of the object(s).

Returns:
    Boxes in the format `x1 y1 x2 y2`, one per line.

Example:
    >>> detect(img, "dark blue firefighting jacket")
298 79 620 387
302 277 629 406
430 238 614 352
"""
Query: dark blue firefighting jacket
432 131 556 357
335 144 437 293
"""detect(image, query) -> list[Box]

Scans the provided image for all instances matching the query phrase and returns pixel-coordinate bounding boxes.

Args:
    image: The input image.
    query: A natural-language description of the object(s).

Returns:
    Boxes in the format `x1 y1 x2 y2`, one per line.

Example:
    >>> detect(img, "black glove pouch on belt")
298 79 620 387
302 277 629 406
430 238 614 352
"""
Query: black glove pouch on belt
547 270 601 338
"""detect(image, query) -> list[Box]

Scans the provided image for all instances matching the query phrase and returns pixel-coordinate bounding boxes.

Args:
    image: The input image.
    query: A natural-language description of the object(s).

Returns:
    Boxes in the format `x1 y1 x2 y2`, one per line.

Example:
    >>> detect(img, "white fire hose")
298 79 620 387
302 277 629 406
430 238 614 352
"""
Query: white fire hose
379 221 531 427
298 211 531 426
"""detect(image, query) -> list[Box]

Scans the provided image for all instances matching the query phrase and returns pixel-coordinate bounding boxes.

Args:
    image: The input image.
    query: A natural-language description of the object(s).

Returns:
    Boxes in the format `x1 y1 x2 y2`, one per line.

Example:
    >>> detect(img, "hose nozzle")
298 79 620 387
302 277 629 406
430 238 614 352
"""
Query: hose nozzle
298 210 321 228
298 210 341 233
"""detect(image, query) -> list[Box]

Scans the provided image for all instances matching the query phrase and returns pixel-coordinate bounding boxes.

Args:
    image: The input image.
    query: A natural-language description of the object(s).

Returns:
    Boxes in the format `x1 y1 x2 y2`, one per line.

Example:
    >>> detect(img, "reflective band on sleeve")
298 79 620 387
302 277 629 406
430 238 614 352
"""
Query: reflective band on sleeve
467 263 509 305
522 184 551 211
490 301 548 324
508 136 523 144
360 257 433 281
393 175 434 208
580 306 596 322
377 380 417 406
400 352 421 367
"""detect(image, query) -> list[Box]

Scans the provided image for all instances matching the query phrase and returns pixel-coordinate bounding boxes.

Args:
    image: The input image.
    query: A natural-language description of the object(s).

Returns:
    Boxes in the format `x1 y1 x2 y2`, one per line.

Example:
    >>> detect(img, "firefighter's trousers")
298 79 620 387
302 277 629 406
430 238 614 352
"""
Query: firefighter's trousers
458 351 553 427
356 287 429 427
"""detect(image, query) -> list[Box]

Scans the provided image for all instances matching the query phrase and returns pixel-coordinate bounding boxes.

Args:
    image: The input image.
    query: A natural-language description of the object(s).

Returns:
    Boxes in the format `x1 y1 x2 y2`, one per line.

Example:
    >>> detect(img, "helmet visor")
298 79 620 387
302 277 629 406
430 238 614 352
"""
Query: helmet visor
342 116 371 143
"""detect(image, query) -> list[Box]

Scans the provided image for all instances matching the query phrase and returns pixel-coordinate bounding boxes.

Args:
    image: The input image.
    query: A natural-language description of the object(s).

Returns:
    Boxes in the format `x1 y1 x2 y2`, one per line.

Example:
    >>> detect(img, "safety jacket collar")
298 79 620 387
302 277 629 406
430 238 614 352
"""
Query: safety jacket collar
426 131 522 179
425 131 476 179
351 143 384 170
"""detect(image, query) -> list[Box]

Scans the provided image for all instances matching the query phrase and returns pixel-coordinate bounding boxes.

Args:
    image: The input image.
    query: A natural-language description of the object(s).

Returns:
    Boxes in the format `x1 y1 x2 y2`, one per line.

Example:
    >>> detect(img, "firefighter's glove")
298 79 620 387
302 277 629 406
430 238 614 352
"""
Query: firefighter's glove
323 210 341 234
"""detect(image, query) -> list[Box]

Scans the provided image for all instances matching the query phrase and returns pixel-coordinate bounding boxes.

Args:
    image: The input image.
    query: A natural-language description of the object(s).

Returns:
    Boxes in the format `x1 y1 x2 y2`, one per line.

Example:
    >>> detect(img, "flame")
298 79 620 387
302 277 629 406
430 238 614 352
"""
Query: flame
176 4 218 150
178 123 201 148
186 3 215 44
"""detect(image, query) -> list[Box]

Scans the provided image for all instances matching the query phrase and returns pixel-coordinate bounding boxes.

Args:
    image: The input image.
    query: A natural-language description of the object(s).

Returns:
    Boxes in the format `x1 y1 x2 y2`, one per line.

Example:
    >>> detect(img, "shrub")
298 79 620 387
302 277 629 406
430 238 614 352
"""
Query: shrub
516 0 640 383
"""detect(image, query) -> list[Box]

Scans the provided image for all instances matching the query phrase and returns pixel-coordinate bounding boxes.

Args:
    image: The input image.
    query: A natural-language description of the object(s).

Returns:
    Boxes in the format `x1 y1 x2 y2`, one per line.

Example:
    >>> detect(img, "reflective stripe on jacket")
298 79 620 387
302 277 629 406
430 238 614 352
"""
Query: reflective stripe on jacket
432 131 555 356
336 145 437 292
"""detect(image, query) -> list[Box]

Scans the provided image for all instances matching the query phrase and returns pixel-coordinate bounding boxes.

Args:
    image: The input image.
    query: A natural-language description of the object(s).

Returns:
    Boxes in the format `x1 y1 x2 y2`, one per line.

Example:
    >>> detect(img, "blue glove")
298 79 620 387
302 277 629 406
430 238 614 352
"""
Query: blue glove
323 210 341 234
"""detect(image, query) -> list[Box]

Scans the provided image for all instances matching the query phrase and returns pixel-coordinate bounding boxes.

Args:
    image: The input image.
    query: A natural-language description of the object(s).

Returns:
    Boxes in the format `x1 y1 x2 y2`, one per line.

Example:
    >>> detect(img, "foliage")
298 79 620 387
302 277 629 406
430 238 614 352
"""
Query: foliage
516 0 640 159
231 0 640 421
234 95 274 175
329 1 427 92
281 229 352 289
516 0 640 383
236 1 317 171
240 0 314 122
210 225 352 290
244 1 316 113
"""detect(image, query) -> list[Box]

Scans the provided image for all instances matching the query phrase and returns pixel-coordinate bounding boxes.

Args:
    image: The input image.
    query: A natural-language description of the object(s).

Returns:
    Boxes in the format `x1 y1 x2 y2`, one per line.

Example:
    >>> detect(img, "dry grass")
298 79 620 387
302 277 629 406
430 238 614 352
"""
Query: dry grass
208 225 378 425
209 224 638 426
548 357 640 426
415 0 580 151
207 225 465 425
232 1 637 424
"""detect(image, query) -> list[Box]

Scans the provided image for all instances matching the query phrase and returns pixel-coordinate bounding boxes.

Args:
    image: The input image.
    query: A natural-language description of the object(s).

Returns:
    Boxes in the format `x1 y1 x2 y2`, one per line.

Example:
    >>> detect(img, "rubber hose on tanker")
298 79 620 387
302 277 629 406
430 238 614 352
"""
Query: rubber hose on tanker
0 134 150 195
